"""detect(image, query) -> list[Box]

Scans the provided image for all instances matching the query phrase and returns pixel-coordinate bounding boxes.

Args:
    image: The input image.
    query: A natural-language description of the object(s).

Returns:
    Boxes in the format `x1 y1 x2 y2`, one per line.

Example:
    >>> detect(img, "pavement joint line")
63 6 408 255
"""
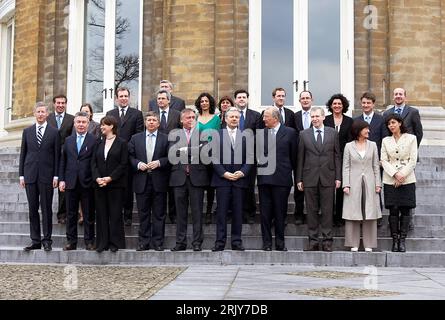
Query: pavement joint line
413 269 445 288
222 267 241 300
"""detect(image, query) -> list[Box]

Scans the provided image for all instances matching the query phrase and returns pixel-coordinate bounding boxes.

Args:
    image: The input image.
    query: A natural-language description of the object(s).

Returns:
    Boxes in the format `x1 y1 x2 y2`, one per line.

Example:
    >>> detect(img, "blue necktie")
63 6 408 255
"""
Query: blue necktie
56 114 62 129
77 135 83 154
395 108 402 115
160 111 167 130
239 111 245 131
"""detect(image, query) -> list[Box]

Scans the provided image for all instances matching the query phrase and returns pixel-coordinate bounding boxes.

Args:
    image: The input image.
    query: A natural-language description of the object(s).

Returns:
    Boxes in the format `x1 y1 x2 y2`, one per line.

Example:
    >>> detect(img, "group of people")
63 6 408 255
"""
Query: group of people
19 79 423 253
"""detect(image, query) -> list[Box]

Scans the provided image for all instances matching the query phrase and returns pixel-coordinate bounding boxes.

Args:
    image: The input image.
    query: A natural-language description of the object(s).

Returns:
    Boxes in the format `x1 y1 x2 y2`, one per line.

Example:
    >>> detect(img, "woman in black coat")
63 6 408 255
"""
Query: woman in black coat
91 116 128 252
324 93 354 227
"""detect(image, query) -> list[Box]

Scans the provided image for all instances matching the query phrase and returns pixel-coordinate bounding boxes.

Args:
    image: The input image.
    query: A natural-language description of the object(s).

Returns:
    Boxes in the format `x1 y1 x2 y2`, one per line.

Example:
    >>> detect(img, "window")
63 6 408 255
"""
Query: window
0 17 14 130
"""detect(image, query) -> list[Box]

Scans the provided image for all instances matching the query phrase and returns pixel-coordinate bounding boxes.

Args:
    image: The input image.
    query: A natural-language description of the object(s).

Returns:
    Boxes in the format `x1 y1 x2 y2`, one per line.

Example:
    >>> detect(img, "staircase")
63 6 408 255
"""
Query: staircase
1 146 444 267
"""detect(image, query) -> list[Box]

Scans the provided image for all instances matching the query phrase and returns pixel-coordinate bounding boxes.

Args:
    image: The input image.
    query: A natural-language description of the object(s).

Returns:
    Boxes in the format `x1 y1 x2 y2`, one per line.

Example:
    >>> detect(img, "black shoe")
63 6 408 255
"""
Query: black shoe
85 243 96 251
212 246 224 252
304 243 320 251
23 244 41 251
322 243 333 252
262 246 272 251
154 246 164 252
43 243 52 252
96 247 109 253
276 247 288 252
136 244 150 251
247 216 255 224
232 245 245 251
124 219 132 227
110 247 118 252
193 245 202 252
171 245 186 252
295 217 305 225
63 243 77 251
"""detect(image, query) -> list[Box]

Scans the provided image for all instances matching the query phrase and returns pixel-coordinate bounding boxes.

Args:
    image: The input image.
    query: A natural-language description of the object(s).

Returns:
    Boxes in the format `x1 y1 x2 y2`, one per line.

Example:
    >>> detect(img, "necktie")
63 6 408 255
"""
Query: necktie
239 111 245 131
56 114 62 129
37 125 43 146
160 111 167 130
395 108 402 115
279 108 284 124
303 111 310 129
365 116 371 124
77 135 83 154
185 129 191 174
229 130 235 147
120 108 125 119
146 133 154 162
316 129 322 149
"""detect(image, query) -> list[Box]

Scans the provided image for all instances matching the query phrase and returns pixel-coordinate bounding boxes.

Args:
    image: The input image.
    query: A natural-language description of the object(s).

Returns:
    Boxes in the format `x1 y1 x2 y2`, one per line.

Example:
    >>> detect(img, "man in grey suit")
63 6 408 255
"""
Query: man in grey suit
169 108 209 252
20 102 60 252
296 107 341 252
148 80 186 112
47 94 74 224
383 88 423 147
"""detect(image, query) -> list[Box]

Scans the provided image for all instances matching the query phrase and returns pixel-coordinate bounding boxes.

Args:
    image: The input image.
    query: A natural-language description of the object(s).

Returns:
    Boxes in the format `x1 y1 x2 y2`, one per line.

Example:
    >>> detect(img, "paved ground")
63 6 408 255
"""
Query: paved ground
1 263 445 300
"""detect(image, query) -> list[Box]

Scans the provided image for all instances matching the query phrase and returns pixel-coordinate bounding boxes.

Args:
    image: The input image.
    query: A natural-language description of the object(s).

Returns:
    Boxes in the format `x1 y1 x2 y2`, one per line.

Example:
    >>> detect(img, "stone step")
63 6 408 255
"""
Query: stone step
2 233 444 252
1 247 445 268
1 221 444 238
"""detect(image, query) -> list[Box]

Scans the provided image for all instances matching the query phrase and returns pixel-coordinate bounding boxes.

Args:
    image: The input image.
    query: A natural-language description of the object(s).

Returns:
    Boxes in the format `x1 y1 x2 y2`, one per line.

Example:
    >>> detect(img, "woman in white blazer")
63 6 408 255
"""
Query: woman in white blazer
381 114 418 252
342 120 382 252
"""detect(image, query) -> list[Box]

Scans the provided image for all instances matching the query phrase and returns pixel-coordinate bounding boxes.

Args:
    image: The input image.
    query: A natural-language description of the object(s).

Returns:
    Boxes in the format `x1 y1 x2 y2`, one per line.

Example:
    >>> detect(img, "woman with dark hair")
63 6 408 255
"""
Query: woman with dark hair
80 103 101 138
195 93 221 223
342 120 382 252
381 114 417 252
217 96 234 128
91 116 128 252
324 93 354 227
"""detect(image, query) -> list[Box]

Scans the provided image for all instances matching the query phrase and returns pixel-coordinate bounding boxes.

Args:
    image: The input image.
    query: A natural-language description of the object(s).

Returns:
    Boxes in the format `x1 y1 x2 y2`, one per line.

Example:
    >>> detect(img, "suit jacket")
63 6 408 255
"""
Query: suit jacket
381 133 417 185
19 124 60 184
148 95 186 112
294 110 311 132
47 112 74 145
169 128 209 187
157 108 182 134
59 132 97 189
106 107 144 141
211 129 253 188
240 108 262 133
354 113 385 155
324 114 353 154
91 137 128 188
257 125 298 187
296 126 341 187
128 131 171 193
383 105 423 146
259 107 297 130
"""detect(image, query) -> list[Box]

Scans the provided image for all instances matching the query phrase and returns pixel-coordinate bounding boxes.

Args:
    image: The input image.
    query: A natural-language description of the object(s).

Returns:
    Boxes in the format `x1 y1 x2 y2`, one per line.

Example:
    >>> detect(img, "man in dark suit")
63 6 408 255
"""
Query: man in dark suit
106 87 144 226
155 89 182 224
47 94 74 224
19 102 60 252
148 80 186 112
128 111 170 251
383 87 423 147
169 108 209 251
383 88 423 231
211 107 253 251
259 87 297 130
296 107 341 252
293 90 313 225
59 112 97 251
234 89 262 223
257 107 298 251
355 92 385 227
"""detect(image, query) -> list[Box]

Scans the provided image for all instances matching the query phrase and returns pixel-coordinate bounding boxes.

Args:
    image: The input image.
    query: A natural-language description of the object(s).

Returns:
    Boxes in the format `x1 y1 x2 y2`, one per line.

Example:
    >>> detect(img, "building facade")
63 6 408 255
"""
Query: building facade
1 0 444 145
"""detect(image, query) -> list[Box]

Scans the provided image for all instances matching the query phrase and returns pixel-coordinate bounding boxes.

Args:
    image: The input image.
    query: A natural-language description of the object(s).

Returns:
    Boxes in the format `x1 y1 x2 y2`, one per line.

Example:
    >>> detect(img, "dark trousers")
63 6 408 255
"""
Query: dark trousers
258 185 291 249
333 188 344 222
135 176 167 248
123 173 134 220
65 183 95 245
215 186 244 248
168 188 176 222
57 189 66 221
294 188 305 217
25 182 54 245
243 169 257 220
305 184 335 245
95 187 126 250
173 177 205 247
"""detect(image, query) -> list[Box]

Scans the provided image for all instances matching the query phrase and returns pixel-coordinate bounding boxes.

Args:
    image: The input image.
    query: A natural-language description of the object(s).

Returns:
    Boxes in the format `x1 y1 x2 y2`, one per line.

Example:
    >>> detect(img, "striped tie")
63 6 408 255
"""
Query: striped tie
37 125 43 146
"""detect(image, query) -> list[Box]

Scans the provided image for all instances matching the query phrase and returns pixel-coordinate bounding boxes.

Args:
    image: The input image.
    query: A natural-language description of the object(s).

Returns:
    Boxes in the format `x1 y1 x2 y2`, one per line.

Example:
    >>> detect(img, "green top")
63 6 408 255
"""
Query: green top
197 114 221 131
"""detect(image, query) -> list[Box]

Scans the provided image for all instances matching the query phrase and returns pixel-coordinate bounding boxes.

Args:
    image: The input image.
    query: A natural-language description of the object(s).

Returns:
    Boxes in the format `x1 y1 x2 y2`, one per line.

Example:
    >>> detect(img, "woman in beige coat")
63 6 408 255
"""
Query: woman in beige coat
381 114 417 253
342 120 382 252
